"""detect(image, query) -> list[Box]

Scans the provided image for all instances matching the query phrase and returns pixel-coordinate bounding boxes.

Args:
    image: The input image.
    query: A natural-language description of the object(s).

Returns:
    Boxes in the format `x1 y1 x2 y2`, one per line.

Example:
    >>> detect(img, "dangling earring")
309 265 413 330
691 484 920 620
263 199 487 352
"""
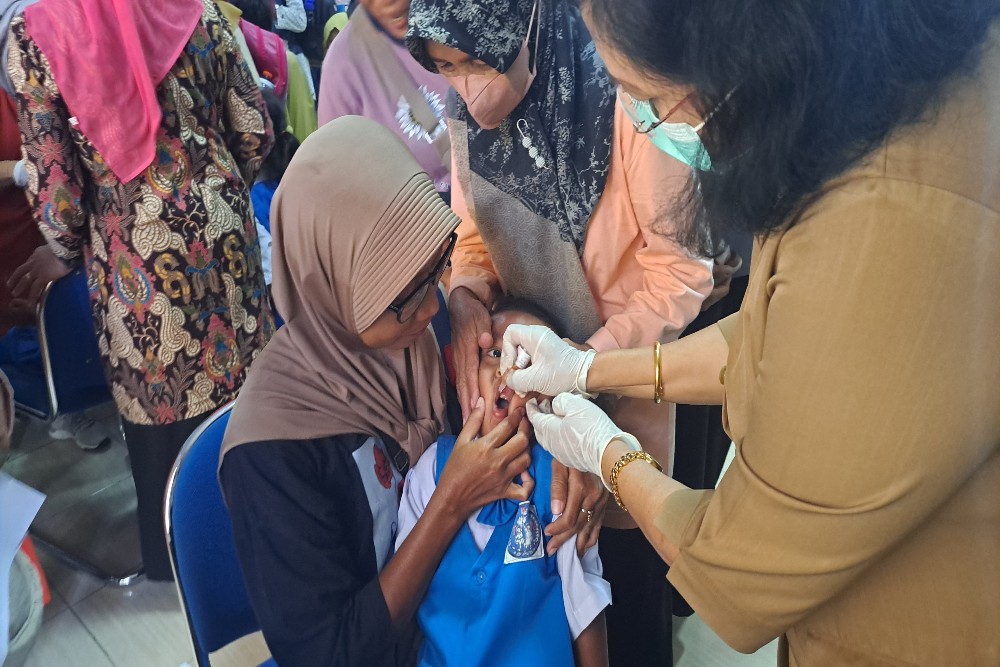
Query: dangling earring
517 119 547 169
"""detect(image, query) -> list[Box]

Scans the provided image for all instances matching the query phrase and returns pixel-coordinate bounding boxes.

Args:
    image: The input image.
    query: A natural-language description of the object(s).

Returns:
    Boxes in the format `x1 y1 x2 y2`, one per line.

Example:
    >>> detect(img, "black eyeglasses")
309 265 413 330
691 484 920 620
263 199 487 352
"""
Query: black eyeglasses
387 233 457 323
619 86 695 134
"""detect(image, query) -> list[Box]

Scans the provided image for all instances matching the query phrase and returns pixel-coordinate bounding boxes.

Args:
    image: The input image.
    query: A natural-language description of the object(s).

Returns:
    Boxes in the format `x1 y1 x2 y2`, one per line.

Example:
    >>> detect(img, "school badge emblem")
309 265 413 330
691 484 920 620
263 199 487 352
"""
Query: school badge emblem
504 501 544 564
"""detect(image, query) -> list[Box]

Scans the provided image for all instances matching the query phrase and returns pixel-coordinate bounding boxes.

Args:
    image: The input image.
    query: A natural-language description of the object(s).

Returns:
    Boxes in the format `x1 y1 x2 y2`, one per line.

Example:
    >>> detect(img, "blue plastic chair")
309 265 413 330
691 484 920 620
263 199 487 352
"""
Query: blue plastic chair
164 403 275 667
0 267 111 420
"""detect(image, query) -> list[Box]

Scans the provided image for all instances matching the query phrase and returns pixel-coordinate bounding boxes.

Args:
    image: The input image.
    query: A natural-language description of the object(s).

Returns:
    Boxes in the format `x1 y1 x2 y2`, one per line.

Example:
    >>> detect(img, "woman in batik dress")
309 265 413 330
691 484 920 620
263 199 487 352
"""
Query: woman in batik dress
7 0 274 580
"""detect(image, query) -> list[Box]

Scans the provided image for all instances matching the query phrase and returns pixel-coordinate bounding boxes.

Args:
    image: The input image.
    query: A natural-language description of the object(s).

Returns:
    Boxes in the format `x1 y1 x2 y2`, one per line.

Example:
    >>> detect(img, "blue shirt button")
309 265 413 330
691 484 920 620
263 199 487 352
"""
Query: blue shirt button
475 570 486 584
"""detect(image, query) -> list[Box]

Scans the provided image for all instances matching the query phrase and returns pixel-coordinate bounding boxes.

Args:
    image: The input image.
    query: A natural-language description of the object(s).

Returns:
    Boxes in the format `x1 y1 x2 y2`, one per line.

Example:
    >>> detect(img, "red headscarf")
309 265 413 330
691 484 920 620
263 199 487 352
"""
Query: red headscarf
24 0 204 182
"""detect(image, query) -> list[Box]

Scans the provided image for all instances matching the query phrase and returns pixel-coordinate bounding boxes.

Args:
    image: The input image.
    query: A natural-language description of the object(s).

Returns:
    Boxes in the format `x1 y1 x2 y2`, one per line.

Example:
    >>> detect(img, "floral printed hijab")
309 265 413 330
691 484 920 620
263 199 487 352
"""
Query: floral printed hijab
407 0 614 253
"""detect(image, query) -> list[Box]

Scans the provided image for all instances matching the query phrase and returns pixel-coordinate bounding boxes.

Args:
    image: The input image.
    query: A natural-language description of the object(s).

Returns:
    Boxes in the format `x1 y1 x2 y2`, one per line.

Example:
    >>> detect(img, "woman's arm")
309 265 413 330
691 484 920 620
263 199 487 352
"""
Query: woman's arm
503 316 732 406
220 402 533 665
533 179 1000 652
588 318 731 405
220 19 274 185
8 19 87 263
598 437 686 565
380 401 533 628
221 436 406 666
447 140 503 419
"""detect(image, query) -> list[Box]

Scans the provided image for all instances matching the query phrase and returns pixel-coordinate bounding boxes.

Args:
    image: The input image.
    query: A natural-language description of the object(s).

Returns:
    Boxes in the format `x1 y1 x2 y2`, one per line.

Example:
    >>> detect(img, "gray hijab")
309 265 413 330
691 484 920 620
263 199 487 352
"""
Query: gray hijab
1 0 37 96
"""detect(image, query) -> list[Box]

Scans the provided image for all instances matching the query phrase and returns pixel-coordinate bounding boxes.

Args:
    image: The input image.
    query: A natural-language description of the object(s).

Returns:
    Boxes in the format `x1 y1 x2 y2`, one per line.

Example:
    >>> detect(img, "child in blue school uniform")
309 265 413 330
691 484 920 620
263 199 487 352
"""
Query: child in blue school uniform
396 299 611 667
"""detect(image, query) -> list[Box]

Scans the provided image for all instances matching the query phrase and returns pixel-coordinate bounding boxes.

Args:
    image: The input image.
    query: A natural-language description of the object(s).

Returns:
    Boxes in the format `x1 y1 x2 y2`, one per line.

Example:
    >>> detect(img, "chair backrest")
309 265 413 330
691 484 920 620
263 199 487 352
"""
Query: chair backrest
165 403 260 667
2 268 111 419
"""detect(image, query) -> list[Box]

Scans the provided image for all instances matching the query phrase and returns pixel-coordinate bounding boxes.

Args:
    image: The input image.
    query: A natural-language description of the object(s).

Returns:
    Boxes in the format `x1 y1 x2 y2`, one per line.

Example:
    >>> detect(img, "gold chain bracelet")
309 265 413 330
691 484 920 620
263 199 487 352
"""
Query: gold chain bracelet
610 450 662 512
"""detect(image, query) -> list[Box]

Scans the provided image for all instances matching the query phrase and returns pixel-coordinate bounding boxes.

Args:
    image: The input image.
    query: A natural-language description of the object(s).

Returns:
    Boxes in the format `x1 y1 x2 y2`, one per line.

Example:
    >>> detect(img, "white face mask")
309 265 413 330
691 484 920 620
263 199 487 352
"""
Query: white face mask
447 0 540 130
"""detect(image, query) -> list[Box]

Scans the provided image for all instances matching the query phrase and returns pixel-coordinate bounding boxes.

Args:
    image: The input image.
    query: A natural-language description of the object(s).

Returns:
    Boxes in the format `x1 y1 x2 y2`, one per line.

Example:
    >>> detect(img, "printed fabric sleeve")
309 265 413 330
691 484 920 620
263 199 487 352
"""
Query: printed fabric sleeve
447 136 502 306
220 437 410 667
274 0 307 33
395 443 439 551
587 105 713 352
655 178 1000 652
8 18 86 263
555 539 611 640
222 22 274 185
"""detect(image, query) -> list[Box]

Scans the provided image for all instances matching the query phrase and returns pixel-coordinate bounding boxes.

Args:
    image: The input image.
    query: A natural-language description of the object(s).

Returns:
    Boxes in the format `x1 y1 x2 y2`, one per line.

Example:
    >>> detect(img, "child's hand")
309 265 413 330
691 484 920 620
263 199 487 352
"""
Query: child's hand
435 397 535 518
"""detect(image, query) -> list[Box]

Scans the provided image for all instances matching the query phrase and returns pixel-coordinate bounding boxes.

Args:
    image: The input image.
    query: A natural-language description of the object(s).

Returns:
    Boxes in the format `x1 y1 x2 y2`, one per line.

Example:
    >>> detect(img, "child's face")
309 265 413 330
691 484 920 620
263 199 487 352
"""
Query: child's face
478 310 549 437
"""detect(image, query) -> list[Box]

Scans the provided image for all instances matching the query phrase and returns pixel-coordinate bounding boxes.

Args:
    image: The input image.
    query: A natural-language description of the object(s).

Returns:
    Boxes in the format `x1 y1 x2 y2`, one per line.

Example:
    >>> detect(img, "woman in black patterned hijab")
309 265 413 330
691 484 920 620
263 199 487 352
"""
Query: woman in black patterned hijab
408 0 613 253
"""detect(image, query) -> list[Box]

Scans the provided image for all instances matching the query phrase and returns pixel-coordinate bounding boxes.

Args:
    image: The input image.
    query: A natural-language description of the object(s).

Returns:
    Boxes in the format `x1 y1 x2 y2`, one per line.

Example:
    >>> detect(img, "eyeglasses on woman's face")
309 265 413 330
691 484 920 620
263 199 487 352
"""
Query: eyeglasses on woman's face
387 233 457 323
618 86 695 134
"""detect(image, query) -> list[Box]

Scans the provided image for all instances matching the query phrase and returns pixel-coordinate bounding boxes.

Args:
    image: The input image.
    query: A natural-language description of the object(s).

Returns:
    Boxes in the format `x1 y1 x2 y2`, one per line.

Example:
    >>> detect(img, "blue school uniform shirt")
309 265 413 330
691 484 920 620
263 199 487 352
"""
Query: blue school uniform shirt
250 179 279 233
401 436 603 667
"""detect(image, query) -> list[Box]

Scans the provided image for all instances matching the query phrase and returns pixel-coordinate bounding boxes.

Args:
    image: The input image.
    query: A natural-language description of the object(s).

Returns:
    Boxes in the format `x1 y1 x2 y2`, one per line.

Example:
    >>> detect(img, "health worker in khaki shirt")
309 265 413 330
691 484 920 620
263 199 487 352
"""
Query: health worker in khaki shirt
497 0 1000 665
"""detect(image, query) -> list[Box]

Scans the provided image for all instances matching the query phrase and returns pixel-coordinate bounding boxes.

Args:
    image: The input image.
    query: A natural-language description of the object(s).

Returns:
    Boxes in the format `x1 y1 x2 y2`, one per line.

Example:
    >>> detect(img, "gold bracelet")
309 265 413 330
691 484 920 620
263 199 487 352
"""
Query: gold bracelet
610 450 662 512
653 341 663 404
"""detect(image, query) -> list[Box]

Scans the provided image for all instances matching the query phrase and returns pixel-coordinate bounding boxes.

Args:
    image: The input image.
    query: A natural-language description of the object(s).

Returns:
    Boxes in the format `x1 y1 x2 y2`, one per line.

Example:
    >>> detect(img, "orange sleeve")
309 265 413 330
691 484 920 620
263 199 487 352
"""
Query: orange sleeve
586 106 713 352
448 146 502 306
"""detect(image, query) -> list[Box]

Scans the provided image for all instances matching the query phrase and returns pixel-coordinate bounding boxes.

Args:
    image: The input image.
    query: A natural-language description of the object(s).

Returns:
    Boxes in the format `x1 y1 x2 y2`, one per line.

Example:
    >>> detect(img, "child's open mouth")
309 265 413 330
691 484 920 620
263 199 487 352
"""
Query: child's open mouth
493 383 514 419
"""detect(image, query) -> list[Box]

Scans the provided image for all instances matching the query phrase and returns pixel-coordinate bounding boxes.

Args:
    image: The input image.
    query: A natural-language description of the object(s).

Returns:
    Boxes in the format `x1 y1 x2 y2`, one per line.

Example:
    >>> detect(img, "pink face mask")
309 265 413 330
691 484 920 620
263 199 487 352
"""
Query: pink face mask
449 1 539 130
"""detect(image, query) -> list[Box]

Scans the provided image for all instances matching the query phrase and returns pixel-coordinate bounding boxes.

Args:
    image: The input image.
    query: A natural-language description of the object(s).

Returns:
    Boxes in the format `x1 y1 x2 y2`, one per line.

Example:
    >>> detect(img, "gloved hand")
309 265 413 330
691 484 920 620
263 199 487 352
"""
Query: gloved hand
500 324 596 397
526 394 641 484
13 160 27 188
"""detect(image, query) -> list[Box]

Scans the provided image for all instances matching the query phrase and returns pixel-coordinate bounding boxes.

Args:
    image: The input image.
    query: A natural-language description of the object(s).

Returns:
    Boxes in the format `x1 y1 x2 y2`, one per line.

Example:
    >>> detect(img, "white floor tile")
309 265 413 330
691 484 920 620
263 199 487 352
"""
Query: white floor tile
31 477 143 579
673 614 778 666
3 436 131 524
5 416 54 462
42 587 68 622
23 608 114 667
211 631 272 667
35 544 106 608
72 580 195 667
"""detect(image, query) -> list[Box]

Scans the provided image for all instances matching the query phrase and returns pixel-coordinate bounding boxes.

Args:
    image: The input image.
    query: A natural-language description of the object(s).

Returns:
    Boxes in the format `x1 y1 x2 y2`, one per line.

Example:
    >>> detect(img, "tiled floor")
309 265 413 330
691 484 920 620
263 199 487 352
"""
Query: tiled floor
4 408 271 667
4 411 775 667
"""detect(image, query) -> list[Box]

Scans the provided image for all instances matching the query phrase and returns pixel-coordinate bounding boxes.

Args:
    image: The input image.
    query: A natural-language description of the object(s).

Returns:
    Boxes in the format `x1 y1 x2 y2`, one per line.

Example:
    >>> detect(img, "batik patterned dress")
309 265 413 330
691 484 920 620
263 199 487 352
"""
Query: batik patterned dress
7 0 275 425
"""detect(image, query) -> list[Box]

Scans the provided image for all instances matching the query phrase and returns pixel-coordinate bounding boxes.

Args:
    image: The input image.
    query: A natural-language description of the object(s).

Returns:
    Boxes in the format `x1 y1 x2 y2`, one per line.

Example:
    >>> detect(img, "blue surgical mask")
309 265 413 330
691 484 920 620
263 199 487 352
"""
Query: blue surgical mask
619 91 712 171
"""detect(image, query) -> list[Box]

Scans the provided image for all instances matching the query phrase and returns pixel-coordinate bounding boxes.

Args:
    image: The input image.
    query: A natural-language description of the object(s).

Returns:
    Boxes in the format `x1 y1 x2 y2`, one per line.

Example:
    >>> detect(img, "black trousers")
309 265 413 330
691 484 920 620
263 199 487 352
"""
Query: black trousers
600 526 673 667
122 415 203 581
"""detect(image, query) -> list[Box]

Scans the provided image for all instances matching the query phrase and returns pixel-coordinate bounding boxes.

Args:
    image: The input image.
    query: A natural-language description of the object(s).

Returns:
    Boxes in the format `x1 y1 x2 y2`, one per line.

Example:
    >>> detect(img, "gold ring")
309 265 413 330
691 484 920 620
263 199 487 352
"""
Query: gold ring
581 508 593 523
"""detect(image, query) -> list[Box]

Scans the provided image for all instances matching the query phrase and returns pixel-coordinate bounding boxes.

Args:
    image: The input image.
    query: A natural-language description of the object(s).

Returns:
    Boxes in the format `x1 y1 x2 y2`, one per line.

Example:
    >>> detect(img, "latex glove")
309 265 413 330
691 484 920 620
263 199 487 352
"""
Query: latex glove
500 324 596 397
13 160 27 188
526 394 641 483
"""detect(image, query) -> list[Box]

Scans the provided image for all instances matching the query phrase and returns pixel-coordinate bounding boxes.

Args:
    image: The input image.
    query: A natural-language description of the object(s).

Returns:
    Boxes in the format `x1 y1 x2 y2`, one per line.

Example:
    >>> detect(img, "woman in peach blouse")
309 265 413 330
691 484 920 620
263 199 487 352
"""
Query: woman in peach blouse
406 0 712 663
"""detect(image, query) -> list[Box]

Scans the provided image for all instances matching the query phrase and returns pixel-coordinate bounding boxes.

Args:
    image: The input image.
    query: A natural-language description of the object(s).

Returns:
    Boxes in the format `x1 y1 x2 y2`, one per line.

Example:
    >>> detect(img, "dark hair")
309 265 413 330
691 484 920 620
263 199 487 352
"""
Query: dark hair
492 297 564 339
232 0 275 29
260 87 299 182
586 0 1000 254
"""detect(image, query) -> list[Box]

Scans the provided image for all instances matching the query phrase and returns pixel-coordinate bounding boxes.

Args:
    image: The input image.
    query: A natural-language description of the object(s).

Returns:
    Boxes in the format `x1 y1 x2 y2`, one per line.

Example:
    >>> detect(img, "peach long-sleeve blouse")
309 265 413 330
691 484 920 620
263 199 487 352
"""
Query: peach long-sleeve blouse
450 103 713 527
451 103 712 354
